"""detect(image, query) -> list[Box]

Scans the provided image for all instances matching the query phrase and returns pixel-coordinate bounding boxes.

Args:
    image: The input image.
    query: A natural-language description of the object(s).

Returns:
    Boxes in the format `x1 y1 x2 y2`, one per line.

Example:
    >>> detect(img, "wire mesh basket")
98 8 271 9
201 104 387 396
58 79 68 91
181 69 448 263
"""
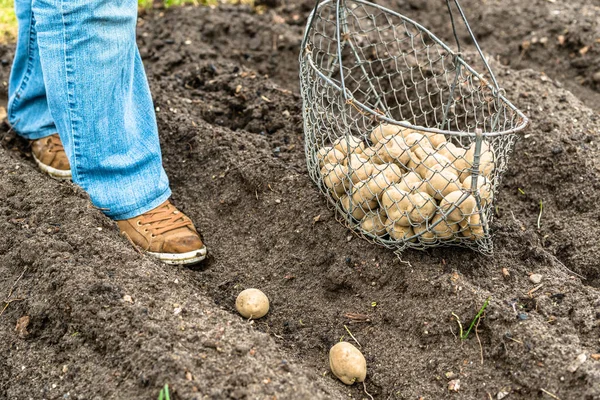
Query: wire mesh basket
299 0 529 254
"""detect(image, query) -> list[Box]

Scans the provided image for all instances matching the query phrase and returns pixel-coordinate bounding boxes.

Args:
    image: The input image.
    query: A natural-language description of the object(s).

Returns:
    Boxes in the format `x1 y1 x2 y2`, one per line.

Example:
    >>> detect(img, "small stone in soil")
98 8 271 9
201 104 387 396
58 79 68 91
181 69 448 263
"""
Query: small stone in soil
567 353 587 372
448 379 460 391
517 313 528 321
529 274 543 284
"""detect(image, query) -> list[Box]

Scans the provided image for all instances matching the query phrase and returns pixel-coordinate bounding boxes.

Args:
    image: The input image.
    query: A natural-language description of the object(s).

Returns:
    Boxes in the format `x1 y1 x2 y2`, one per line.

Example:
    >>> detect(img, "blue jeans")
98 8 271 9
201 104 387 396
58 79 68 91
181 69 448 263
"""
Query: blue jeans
8 0 171 220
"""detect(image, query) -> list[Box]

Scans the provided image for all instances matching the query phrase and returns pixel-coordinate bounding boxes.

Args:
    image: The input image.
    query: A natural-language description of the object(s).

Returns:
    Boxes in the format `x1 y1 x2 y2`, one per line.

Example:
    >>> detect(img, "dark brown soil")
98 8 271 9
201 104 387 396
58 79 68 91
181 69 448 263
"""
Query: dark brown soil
1 1 600 399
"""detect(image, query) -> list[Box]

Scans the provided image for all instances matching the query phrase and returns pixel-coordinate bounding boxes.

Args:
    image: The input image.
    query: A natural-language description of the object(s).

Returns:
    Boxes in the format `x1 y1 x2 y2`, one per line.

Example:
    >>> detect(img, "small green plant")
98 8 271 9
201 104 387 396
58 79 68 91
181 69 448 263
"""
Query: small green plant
158 384 171 400
452 297 490 340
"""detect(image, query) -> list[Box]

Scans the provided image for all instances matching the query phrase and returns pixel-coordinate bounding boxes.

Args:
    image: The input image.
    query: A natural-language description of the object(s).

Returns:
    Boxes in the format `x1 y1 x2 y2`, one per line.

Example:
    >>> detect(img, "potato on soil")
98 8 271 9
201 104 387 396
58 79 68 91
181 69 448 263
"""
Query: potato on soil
462 175 493 206
425 165 463 200
333 135 364 155
385 219 416 241
341 195 378 220
430 213 460 239
329 342 367 385
460 212 486 240
413 223 436 243
318 147 346 167
360 211 387 236
321 163 349 196
236 288 269 319
439 190 477 222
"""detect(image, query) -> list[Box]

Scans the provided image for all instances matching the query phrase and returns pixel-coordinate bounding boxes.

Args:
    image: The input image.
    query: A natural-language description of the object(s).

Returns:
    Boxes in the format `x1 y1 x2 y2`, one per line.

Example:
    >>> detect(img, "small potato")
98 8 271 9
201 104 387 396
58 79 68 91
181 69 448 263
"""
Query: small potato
329 342 367 385
430 213 459 240
321 164 349 196
360 145 386 165
369 122 417 144
381 185 411 226
385 219 415 241
413 152 454 179
396 171 429 194
421 131 447 148
318 147 346 167
360 211 387 236
405 191 436 223
236 288 269 319
425 165 463 200
413 223 436 243
352 165 402 205
459 212 486 240
439 190 477 222
437 142 466 162
404 133 434 152
333 135 364 155
341 195 378 220
454 141 495 182
382 189 435 225
462 175 493 206
346 155 375 184
375 136 412 167
375 163 404 185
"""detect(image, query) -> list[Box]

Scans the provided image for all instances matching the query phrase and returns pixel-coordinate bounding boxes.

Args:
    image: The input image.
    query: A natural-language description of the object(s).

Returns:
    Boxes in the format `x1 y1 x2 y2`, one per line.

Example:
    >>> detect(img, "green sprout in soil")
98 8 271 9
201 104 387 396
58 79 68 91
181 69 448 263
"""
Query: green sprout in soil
452 297 491 340
158 384 171 400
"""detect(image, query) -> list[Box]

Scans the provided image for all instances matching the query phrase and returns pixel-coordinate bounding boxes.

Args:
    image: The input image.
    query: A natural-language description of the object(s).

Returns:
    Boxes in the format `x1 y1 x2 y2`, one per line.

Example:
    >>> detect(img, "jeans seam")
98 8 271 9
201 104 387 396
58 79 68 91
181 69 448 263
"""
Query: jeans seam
7 12 37 126
59 0 81 185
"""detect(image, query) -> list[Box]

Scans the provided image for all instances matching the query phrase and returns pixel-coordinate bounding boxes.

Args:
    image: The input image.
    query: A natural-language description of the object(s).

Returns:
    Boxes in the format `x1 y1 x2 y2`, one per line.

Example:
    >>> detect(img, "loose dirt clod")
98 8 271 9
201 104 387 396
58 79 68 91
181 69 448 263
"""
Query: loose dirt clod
529 273 543 284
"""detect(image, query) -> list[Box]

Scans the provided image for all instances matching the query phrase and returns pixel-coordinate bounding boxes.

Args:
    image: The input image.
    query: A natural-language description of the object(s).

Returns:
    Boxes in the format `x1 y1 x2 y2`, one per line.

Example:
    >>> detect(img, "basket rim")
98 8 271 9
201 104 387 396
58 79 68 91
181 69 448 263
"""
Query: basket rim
300 0 529 138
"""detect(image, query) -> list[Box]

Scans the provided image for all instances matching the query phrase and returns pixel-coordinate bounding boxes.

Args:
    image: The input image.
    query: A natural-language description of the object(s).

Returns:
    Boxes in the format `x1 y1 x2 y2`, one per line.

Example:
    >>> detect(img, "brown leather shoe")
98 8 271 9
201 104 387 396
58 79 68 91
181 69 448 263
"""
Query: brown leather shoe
31 134 72 180
116 200 207 265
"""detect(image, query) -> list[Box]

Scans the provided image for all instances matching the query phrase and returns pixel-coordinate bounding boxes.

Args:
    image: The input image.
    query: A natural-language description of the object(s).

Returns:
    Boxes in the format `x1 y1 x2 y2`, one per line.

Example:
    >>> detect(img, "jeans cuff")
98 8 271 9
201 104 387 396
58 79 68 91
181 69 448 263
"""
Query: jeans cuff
108 187 172 221
16 127 58 141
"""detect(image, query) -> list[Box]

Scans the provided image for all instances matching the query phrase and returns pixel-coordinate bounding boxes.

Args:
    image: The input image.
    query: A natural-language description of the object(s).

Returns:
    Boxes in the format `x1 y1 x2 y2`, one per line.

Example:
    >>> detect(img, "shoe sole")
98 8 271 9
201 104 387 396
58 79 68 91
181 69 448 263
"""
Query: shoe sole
147 247 207 265
32 153 72 180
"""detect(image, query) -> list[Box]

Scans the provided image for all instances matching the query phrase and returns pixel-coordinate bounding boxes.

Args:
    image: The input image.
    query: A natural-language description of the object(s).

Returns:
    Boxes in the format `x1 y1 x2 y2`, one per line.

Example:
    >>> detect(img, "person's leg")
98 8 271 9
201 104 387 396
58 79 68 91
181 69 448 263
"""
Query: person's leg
30 0 206 264
8 0 56 139
31 0 171 220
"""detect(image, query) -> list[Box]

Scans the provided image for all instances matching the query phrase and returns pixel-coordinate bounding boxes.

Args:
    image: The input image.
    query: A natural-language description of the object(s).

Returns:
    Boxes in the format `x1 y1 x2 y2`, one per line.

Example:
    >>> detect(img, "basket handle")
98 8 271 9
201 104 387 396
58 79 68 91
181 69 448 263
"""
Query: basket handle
446 0 501 93
302 0 502 95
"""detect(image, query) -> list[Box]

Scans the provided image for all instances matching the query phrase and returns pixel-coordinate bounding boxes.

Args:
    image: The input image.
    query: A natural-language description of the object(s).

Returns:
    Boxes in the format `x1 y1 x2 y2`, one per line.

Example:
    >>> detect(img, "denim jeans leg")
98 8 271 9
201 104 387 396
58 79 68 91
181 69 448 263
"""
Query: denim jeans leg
31 0 171 220
8 0 57 140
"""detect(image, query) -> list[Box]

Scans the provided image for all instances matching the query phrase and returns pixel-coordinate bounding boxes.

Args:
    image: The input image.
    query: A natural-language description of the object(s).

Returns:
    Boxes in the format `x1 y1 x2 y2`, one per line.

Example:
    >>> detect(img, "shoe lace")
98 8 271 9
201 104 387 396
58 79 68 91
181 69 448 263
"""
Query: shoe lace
47 134 65 154
137 203 193 236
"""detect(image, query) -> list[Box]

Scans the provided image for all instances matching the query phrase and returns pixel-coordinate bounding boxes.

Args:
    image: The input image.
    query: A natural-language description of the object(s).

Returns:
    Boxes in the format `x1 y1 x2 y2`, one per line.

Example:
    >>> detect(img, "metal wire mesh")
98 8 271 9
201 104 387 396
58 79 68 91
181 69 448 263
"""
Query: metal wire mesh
299 0 528 254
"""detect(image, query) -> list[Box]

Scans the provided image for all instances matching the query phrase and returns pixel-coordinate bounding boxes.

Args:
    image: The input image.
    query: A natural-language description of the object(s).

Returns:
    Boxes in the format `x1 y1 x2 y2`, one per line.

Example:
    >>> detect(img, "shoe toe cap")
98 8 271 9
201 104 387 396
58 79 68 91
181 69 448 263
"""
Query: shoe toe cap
163 232 205 254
